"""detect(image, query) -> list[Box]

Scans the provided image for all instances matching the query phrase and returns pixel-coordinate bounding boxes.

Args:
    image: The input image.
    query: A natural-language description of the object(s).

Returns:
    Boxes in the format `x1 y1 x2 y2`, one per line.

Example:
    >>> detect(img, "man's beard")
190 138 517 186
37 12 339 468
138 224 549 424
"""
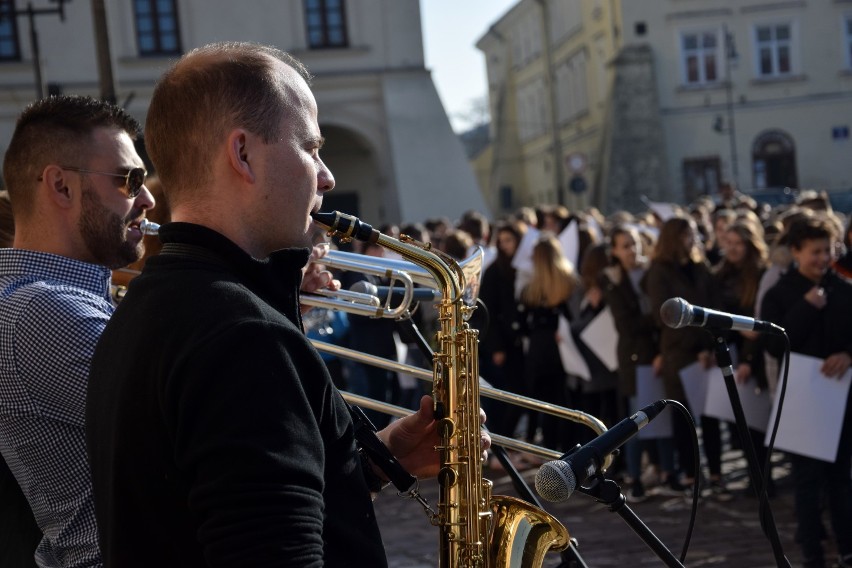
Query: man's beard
79 183 144 269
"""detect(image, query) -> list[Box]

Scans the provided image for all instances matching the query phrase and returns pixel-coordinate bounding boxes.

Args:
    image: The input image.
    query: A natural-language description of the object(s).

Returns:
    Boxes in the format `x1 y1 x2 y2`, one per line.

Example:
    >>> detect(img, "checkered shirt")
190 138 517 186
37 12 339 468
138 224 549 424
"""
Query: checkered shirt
0 249 112 568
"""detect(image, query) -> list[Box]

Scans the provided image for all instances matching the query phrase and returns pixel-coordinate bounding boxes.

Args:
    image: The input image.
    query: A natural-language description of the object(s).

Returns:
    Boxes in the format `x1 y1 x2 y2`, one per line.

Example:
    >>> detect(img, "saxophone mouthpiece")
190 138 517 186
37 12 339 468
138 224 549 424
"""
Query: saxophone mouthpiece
139 218 160 236
311 211 379 244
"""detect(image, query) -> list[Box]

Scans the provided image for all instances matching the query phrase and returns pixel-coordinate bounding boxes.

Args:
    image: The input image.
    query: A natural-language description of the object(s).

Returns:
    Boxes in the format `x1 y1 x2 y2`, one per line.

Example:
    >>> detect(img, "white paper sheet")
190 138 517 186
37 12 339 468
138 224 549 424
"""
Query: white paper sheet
511 226 540 275
679 361 711 418
579 306 619 372
704 374 773 433
636 365 673 439
557 315 590 381
764 352 852 462
557 219 579 269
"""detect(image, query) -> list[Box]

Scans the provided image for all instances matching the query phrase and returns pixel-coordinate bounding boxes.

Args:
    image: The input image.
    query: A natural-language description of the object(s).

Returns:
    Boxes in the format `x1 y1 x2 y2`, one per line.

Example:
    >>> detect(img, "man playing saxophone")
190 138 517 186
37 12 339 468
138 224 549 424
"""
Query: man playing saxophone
85 42 489 567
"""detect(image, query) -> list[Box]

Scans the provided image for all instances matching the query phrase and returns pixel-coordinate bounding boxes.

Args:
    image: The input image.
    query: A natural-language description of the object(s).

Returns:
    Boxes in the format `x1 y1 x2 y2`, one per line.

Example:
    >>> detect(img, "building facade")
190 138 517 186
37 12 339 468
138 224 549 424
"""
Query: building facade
475 0 852 216
0 0 488 225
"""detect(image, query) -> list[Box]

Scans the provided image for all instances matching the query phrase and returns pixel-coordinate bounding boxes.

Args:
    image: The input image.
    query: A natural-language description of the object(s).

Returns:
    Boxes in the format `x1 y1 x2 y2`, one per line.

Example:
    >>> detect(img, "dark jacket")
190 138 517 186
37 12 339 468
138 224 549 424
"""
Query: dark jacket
713 267 767 389
86 223 386 568
479 256 522 356
643 259 717 401
761 268 852 361
601 264 658 397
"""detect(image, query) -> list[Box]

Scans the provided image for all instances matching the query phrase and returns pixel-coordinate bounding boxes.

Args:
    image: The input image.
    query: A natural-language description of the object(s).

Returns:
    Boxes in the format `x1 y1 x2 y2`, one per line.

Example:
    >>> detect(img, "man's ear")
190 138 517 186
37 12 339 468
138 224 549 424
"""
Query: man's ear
226 129 257 184
41 165 74 209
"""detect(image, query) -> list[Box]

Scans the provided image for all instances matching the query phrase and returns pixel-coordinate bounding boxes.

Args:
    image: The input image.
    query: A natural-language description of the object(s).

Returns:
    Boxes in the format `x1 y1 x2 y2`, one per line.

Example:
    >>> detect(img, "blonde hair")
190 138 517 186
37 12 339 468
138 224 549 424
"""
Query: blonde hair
521 233 577 307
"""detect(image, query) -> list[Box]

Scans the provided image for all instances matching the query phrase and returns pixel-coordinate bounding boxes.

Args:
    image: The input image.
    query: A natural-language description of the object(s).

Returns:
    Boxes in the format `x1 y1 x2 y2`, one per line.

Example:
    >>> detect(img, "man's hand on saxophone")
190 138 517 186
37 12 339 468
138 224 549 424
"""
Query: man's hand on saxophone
376 395 491 480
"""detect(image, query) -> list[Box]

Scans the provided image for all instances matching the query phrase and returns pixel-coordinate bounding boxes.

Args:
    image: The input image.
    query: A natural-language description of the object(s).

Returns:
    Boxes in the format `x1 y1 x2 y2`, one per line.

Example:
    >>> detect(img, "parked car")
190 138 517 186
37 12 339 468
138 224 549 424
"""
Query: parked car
747 187 852 214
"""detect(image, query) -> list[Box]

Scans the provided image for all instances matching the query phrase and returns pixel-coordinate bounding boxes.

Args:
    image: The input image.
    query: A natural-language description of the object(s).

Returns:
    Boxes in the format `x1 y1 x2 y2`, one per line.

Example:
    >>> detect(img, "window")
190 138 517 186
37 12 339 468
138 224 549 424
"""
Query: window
682 157 720 201
499 185 513 210
549 0 581 44
305 0 348 49
512 12 542 68
555 51 588 122
754 23 792 77
0 0 21 61
134 0 181 56
681 30 719 85
845 14 852 69
517 79 546 142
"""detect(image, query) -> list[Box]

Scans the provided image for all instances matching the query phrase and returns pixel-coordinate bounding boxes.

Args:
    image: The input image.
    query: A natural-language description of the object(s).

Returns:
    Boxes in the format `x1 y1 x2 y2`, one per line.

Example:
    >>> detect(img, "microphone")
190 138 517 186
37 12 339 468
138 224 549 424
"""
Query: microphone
350 280 440 302
660 297 784 335
534 400 667 502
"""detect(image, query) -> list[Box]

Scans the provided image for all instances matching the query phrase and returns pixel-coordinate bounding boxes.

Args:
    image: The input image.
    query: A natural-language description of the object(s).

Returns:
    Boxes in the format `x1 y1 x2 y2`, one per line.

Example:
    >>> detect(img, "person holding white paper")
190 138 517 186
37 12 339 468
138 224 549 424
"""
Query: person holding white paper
644 216 722 493
602 225 677 501
570 244 619 441
761 215 852 568
713 220 774 497
518 232 578 453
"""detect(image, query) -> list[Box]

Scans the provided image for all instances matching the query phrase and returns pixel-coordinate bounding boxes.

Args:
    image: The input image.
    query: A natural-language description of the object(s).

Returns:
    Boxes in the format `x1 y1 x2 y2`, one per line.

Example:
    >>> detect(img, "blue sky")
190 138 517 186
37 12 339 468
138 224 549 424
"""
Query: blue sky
420 0 517 132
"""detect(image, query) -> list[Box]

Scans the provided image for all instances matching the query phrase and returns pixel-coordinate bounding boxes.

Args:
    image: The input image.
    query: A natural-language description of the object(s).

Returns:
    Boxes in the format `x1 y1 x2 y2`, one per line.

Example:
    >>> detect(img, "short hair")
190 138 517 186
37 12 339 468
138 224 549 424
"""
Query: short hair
457 210 490 243
0 190 14 246
781 215 837 250
440 229 473 261
145 42 311 202
3 95 141 217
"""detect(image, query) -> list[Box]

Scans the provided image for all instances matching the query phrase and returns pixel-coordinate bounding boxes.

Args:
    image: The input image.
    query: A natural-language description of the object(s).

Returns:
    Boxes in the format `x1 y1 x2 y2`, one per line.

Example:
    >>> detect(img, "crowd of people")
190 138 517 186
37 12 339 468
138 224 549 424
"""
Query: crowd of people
0 40 850 568
302 181 852 567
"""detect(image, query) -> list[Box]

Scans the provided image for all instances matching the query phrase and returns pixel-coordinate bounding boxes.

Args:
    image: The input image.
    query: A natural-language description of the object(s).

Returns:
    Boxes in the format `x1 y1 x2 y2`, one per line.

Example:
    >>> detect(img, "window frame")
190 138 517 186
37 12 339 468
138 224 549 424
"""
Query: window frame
304 0 349 50
752 20 796 78
133 0 182 58
843 12 852 71
679 27 722 87
0 0 22 62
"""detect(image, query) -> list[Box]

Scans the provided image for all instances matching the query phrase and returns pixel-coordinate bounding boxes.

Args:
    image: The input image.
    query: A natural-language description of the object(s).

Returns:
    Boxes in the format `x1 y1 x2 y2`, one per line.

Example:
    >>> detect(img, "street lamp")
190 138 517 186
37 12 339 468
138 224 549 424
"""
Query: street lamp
722 24 739 188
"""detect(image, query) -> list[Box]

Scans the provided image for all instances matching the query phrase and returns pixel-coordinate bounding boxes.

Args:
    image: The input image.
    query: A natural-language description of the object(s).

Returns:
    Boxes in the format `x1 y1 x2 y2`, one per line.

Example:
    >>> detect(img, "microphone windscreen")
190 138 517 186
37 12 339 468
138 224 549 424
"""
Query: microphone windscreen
349 280 377 295
534 460 577 503
660 297 690 329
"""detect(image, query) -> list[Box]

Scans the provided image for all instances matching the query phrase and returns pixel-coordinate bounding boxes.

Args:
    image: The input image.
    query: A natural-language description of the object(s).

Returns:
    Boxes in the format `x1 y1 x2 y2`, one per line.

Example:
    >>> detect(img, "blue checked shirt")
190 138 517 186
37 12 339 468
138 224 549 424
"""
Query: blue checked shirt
0 249 112 568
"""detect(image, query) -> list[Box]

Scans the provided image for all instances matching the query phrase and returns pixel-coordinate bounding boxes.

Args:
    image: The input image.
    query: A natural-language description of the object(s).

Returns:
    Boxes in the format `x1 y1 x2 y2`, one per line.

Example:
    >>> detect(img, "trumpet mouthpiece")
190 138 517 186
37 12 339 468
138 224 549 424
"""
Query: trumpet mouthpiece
139 218 160 236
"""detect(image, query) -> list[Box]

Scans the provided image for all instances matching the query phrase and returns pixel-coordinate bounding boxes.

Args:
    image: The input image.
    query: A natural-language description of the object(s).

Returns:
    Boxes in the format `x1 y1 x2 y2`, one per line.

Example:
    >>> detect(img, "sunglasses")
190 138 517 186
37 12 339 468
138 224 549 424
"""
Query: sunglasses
39 166 148 198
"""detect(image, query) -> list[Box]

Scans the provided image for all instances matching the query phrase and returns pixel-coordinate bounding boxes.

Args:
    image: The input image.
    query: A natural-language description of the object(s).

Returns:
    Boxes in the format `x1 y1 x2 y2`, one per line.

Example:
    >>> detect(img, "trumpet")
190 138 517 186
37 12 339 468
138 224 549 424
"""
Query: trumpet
301 247 483 319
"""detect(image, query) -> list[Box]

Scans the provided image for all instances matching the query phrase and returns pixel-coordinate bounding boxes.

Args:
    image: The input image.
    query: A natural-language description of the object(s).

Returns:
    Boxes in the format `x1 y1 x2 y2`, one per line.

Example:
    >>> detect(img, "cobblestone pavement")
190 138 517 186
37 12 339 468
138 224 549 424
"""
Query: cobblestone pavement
374 448 836 567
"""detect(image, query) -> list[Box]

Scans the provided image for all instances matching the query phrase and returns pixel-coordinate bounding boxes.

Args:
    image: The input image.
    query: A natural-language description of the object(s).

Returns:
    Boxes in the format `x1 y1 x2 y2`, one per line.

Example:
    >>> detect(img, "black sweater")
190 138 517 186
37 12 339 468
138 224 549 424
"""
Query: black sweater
761 268 852 361
86 223 386 567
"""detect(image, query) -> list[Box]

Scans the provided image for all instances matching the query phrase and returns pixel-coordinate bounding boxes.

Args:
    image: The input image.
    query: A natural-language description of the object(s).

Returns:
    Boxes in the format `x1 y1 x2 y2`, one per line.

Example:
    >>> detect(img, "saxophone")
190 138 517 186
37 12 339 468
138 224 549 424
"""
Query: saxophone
313 211 569 568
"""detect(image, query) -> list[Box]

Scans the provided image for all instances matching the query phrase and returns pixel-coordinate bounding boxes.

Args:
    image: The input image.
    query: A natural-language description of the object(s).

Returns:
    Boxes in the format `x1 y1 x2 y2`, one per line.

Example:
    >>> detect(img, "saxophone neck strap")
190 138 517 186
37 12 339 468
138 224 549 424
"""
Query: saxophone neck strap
347 403 417 493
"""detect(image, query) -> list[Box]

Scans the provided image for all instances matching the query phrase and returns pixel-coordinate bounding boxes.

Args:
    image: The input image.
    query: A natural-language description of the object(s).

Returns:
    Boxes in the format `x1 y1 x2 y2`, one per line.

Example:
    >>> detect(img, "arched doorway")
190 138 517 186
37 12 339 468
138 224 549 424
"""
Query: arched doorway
752 130 798 189
318 125 386 222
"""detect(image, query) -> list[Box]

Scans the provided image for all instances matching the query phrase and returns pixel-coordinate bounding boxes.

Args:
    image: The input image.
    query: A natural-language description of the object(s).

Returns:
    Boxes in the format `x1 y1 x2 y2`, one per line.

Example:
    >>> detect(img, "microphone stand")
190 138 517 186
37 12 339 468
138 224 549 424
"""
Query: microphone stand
394 314 590 568
708 333 791 567
574 476 684 568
